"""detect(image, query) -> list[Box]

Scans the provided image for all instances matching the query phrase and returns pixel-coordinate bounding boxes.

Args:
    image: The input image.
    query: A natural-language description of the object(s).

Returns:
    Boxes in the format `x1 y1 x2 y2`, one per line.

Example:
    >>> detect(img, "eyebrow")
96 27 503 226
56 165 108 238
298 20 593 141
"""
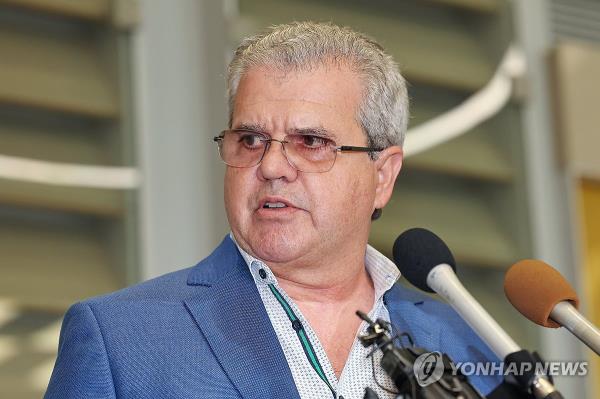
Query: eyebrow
233 123 336 140
287 127 336 140
233 123 268 133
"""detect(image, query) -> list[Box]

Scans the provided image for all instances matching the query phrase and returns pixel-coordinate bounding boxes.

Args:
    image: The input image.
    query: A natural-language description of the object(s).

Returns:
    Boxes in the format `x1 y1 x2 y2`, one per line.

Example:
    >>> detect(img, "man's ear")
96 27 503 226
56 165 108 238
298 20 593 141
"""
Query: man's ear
373 145 403 209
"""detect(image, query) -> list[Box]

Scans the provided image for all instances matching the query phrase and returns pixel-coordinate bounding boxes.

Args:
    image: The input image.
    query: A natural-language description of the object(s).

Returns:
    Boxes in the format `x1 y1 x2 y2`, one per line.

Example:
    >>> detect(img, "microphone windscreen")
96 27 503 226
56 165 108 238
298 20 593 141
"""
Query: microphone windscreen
392 228 456 292
504 259 579 328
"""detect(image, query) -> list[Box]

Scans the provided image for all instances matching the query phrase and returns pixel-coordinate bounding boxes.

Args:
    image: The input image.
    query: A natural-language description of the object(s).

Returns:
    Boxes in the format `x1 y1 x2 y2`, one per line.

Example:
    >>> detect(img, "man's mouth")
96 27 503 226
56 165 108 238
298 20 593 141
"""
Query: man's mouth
262 202 288 209
256 198 300 219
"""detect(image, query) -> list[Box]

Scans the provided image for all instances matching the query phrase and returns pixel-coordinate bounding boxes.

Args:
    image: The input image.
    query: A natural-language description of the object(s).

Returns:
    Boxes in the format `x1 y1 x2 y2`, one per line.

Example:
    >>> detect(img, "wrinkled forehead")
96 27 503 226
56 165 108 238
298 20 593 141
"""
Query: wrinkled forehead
231 58 364 104
231 63 365 139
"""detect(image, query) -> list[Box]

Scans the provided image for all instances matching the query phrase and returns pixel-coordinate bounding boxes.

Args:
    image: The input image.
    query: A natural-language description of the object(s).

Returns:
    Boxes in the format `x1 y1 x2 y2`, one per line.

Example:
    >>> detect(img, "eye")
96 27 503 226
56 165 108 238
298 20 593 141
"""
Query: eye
294 135 331 149
237 132 265 149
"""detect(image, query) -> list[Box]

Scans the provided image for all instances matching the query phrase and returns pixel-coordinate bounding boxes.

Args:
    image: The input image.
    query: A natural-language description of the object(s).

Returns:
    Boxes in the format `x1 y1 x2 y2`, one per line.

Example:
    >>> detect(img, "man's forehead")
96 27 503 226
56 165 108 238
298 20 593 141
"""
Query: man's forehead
231 61 366 144
236 63 362 99
235 97 339 110
231 102 348 140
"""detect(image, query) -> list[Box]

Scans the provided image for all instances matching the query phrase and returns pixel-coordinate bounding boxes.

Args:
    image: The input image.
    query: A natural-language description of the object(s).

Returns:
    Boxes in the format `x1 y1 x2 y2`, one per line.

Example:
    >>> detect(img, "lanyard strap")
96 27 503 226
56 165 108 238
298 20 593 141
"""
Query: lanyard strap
268 283 337 399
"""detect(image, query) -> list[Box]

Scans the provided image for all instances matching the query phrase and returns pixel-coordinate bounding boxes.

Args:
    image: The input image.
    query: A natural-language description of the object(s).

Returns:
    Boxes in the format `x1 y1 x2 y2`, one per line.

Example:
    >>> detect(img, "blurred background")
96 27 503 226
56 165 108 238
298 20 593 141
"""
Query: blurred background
0 0 598 398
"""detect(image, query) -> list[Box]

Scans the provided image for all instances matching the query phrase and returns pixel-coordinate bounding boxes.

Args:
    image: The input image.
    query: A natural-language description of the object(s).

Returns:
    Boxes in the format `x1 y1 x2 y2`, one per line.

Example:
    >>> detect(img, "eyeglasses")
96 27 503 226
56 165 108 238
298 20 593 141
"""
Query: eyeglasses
213 129 383 173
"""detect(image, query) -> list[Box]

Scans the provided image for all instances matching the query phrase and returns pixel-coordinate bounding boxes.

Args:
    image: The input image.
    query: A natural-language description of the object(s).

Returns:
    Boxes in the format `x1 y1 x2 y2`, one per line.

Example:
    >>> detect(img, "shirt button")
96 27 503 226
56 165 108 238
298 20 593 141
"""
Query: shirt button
291 319 303 331
258 268 267 279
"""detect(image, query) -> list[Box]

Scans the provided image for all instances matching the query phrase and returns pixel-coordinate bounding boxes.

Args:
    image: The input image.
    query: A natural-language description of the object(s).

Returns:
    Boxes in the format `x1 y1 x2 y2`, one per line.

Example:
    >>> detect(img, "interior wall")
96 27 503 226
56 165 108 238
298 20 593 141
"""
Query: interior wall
579 179 600 397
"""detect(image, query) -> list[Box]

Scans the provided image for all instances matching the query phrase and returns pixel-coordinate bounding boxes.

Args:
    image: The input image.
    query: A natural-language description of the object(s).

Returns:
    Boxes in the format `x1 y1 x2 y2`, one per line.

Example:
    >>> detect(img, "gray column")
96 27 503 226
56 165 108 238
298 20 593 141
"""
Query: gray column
513 1 587 397
132 0 229 280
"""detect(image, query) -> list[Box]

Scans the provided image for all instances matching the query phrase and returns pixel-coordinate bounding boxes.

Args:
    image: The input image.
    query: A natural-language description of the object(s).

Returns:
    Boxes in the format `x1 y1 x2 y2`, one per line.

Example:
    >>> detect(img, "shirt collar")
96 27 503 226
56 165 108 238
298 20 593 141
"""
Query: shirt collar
229 232 400 300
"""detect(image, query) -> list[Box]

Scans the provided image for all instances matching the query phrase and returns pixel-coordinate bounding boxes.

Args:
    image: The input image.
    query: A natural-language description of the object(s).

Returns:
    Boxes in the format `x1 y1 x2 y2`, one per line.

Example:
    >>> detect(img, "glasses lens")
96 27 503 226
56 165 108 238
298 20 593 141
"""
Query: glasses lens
285 134 336 172
216 131 337 172
219 130 266 168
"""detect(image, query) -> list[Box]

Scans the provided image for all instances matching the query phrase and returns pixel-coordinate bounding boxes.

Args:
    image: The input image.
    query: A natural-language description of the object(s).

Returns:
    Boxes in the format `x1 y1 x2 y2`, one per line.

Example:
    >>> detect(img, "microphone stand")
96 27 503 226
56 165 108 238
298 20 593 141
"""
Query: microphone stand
357 311 484 399
356 312 561 399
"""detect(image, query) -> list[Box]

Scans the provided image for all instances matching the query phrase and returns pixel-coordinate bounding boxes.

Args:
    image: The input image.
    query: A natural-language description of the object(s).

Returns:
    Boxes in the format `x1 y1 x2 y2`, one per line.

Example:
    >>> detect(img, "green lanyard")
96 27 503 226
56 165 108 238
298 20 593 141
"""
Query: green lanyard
268 283 337 399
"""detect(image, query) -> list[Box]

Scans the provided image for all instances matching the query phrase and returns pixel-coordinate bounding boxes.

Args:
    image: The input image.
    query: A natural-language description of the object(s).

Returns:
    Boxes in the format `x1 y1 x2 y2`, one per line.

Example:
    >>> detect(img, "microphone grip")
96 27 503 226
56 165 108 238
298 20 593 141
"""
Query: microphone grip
550 301 600 355
427 264 521 359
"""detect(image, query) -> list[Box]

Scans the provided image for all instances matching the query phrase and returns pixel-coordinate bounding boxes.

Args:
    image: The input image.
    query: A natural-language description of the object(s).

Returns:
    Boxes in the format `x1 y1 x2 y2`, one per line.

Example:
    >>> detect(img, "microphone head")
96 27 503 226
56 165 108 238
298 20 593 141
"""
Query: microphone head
393 228 456 292
504 259 579 328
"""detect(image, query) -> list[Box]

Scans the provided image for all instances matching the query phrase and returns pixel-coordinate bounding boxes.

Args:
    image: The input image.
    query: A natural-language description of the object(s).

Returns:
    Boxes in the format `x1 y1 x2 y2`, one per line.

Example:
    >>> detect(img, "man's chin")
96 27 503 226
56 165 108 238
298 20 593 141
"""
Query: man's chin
247 234 306 265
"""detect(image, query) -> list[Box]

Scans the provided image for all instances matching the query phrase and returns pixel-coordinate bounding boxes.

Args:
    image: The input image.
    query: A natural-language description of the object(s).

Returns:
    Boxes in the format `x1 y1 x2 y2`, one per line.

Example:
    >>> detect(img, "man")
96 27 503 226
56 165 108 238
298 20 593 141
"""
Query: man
45 22 500 398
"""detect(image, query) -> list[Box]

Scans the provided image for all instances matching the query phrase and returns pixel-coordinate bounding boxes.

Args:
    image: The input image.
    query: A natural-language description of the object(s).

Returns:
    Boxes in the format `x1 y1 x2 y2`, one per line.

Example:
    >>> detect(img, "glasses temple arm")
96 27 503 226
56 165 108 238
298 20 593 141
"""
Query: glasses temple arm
337 145 384 152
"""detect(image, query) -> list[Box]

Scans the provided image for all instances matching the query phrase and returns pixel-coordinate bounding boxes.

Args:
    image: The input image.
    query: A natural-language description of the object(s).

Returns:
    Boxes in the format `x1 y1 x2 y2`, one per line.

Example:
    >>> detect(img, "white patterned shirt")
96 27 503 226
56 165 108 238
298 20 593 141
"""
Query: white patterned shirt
231 234 401 399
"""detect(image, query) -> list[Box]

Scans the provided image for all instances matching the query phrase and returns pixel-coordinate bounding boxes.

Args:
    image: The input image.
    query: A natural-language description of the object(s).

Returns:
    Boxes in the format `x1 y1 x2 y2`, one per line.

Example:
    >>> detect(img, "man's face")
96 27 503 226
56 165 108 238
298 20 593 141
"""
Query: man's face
225 63 384 266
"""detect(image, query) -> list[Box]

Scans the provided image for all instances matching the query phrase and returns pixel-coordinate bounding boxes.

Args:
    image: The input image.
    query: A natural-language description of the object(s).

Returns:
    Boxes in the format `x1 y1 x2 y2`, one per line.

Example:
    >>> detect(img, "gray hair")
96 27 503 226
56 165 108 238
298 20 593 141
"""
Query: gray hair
226 21 409 155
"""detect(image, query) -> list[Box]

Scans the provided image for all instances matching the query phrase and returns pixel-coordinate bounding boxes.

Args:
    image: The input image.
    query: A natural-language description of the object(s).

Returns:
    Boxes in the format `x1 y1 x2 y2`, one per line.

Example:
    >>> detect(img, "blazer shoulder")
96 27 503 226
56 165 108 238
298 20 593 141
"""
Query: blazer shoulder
385 283 463 324
81 235 240 308
384 283 497 356
82 266 196 308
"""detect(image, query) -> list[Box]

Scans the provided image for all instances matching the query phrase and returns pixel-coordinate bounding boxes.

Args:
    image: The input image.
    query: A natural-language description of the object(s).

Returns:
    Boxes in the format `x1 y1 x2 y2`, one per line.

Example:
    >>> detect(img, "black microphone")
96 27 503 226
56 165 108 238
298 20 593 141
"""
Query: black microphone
393 228 563 399
393 228 520 357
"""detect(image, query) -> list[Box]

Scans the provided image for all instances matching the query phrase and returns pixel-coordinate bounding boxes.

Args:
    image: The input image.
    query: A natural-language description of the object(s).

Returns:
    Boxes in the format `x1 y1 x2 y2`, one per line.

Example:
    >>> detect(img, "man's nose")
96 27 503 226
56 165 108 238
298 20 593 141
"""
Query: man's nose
257 140 298 181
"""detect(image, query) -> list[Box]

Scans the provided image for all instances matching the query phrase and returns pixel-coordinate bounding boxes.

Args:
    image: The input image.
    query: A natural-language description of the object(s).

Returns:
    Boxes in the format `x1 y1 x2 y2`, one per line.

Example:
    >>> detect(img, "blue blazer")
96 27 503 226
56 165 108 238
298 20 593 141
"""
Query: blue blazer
45 236 501 398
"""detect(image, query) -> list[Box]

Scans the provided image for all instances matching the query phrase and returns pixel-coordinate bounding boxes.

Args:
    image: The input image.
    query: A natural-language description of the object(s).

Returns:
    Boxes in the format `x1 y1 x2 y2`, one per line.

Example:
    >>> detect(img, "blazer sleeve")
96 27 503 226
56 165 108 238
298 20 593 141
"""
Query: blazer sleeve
44 302 117 399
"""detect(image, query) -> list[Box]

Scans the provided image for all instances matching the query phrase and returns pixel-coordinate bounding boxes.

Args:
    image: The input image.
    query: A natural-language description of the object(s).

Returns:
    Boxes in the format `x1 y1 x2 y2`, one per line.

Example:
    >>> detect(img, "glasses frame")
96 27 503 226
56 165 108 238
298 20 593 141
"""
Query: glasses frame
213 129 384 173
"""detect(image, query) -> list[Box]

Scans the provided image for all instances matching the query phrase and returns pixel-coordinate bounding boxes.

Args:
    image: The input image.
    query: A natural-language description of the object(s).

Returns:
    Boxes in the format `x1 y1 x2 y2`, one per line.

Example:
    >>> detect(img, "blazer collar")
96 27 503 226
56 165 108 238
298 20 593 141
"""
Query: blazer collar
184 236 300 399
186 235 243 286
384 284 442 351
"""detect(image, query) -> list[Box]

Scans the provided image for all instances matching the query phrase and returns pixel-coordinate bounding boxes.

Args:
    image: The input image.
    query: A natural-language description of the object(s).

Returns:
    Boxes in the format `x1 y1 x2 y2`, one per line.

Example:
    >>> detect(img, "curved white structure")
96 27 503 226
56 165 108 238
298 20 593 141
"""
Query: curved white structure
0 154 140 189
404 45 527 157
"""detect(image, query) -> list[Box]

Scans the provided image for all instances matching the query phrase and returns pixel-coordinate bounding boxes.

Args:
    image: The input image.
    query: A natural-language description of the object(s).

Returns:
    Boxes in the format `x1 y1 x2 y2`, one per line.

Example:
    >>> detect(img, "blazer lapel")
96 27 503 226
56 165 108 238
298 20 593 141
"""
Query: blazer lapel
184 237 300 399
384 284 442 350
